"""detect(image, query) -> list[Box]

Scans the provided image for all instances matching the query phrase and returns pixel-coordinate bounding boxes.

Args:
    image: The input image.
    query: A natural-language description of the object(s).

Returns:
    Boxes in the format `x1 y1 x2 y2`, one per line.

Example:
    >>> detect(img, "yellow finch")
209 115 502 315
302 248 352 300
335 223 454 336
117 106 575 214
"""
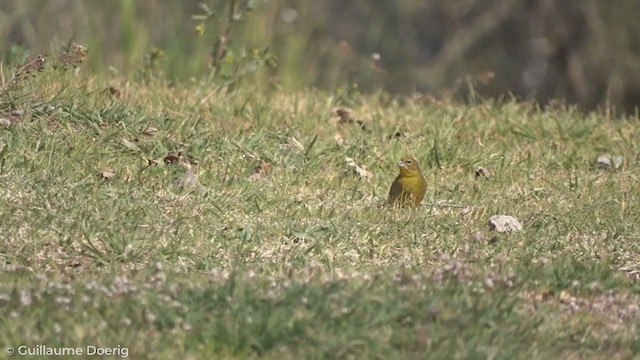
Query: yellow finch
387 156 427 207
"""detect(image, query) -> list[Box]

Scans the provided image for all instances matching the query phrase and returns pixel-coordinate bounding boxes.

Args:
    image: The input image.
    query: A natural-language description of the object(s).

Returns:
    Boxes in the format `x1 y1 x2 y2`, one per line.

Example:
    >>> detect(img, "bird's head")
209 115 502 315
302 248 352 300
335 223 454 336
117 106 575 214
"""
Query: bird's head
397 156 421 177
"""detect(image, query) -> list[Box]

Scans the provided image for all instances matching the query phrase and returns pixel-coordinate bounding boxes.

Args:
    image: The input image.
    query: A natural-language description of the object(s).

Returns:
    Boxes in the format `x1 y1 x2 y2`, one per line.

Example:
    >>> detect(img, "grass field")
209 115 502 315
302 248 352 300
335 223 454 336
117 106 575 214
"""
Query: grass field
0 68 639 359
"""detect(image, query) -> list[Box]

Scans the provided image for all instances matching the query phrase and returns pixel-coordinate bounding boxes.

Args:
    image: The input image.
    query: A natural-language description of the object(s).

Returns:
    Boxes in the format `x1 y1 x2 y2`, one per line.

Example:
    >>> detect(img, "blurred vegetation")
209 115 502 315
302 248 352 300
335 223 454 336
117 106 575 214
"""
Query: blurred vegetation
1 0 639 113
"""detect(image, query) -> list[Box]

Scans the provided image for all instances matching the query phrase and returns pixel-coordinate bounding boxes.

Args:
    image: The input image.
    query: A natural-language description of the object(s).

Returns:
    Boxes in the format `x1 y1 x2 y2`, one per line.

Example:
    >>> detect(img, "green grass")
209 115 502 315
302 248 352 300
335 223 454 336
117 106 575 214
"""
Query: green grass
0 73 639 359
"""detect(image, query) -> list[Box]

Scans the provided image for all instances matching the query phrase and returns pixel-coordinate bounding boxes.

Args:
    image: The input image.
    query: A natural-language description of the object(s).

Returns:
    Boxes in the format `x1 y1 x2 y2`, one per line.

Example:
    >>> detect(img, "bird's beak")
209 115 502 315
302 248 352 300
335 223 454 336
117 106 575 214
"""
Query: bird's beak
397 161 406 168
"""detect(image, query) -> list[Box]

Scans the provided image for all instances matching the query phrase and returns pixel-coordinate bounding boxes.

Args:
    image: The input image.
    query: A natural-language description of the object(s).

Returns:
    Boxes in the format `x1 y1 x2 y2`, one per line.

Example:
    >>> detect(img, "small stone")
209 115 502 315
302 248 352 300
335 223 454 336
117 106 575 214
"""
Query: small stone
488 215 522 233
595 154 623 169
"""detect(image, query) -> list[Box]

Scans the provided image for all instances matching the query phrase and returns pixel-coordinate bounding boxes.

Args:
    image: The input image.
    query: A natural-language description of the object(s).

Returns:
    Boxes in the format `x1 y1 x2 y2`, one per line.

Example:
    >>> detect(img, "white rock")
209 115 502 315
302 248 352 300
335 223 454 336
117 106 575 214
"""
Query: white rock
595 154 623 169
489 215 522 233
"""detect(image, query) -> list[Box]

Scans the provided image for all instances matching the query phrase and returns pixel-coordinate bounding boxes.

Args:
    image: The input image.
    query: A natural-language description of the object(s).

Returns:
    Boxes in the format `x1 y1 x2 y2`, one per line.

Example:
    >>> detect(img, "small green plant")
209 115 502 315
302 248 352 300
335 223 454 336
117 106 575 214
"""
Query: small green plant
0 44 87 111
192 0 277 88
333 83 362 107
136 47 166 82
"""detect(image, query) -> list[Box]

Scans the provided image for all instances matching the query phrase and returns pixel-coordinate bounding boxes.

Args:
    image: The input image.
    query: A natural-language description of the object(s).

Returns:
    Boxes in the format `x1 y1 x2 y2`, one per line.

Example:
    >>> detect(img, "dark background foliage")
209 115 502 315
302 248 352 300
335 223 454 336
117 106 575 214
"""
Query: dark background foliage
1 0 638 112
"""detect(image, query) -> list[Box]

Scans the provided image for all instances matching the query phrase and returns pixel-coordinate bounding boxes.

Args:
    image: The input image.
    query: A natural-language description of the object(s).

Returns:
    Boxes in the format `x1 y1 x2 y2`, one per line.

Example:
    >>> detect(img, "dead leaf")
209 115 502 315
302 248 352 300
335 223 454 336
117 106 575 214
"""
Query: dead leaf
146 158 161 166
475 166 491 179
335 107 367 131
98 171 115 180
142 127 158 136
164 152 198 171
345 157 371 181
249 160 272 181
9 109 26 117
335 108 353 124
164 152 180 165
121 138 140 152
289 137 305 151
388 129 406 140
106 86 123 99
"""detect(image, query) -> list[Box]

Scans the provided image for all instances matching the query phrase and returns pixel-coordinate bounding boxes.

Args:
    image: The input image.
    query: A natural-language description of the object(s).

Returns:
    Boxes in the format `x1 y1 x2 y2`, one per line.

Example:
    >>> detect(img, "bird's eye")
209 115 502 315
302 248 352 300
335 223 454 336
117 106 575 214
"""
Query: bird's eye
406 160 412 164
